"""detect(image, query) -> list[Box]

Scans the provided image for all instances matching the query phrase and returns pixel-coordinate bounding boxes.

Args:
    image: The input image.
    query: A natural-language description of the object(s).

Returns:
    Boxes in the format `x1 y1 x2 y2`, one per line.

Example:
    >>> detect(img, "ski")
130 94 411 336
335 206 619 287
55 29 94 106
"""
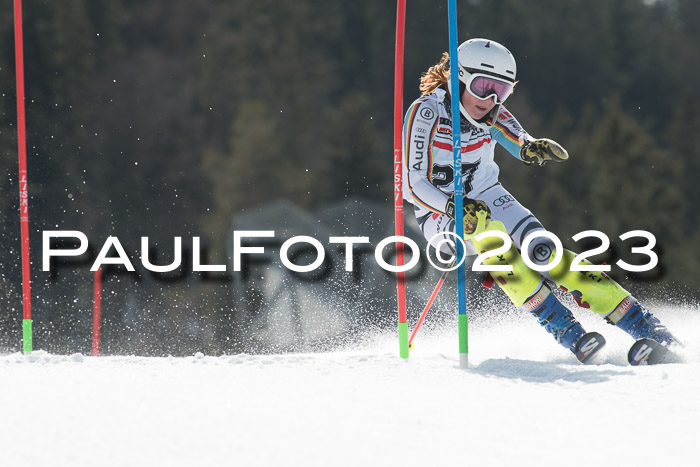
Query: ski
574 332 606 364
627 338 683 366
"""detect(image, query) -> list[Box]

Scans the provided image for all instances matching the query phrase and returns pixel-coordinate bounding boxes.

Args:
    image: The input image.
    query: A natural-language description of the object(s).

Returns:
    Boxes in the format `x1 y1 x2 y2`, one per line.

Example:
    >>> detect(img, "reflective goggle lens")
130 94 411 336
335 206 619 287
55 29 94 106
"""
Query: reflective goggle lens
469 76 514 104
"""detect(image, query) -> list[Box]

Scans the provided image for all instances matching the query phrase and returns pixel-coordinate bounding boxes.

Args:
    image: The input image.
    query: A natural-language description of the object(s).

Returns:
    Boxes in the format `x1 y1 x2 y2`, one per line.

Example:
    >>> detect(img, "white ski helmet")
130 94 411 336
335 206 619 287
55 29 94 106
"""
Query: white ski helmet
448 38 517 129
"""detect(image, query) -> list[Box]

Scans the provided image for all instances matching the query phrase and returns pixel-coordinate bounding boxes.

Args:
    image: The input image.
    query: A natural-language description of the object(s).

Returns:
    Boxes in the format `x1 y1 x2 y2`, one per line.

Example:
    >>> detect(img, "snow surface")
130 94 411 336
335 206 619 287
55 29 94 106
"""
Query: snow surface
1 303 699 467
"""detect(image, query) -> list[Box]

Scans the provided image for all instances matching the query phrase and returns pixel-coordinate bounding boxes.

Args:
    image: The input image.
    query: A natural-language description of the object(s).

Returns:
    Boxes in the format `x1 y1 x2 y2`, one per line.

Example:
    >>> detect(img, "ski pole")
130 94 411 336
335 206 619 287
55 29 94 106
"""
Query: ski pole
408 259 455 350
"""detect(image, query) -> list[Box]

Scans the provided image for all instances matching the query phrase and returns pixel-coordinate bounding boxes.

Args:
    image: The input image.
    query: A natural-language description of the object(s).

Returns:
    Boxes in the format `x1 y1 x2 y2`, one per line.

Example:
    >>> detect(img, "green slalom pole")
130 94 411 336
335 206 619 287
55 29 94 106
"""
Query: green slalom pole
458 314 468 358
398 322 409 358
23 319 33 353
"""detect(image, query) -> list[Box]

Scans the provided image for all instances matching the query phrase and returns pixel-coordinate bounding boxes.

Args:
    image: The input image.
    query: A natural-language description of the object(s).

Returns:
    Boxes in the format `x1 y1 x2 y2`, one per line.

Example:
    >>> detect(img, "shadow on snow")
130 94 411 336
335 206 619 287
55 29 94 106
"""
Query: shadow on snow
472 358 634 384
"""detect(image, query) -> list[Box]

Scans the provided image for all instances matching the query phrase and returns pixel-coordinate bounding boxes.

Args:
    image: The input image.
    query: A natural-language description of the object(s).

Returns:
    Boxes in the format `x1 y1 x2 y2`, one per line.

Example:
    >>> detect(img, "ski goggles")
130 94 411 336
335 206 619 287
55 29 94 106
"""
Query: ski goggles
466 74 514 104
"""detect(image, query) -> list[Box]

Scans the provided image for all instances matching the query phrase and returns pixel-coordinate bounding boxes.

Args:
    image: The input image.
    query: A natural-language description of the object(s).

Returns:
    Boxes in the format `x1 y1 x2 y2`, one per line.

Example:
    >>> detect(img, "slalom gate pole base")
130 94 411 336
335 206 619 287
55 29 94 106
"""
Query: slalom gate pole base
458 313 468 369
398 321 409 359
459 353 469 369
22 318 33 353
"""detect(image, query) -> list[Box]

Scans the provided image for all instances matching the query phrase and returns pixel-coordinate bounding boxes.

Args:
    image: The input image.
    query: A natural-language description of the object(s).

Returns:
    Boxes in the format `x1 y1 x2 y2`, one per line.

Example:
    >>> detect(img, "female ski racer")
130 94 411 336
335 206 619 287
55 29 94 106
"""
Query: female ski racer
402 38 679 362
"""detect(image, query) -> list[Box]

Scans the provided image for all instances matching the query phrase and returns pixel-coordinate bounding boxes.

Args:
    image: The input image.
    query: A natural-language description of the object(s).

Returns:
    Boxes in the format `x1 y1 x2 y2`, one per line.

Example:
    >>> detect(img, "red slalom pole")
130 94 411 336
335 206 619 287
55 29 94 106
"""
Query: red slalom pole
394 0 409 359
92 268 102 356
13 0 33 353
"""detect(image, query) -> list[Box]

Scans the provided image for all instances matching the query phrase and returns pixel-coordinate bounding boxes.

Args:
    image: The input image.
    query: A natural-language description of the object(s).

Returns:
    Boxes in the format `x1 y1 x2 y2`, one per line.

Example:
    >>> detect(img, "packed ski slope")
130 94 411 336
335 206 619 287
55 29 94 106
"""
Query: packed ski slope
1 303 698 467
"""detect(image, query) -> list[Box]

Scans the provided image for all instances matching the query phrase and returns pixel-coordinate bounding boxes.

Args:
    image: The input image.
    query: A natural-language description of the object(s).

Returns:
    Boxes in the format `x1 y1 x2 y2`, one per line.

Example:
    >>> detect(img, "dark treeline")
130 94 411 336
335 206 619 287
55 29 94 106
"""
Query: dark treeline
1 0 699 353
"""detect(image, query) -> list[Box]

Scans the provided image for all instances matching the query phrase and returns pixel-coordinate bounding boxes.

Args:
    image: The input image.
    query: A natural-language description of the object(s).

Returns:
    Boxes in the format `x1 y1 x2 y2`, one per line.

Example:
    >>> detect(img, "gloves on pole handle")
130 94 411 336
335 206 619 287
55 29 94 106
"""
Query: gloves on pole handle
445 194 492 235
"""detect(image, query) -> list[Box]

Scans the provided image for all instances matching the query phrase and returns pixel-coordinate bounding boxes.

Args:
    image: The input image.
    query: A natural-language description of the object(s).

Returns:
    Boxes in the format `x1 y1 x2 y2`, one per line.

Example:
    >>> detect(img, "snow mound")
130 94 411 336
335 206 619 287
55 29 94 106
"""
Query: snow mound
1 304 698 466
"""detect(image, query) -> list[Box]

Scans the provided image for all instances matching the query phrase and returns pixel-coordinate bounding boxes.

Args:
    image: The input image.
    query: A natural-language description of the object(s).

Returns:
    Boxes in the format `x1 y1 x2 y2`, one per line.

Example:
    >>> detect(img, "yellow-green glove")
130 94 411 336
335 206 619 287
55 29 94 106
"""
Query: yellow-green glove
520 138 569 166
445 194 491 235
